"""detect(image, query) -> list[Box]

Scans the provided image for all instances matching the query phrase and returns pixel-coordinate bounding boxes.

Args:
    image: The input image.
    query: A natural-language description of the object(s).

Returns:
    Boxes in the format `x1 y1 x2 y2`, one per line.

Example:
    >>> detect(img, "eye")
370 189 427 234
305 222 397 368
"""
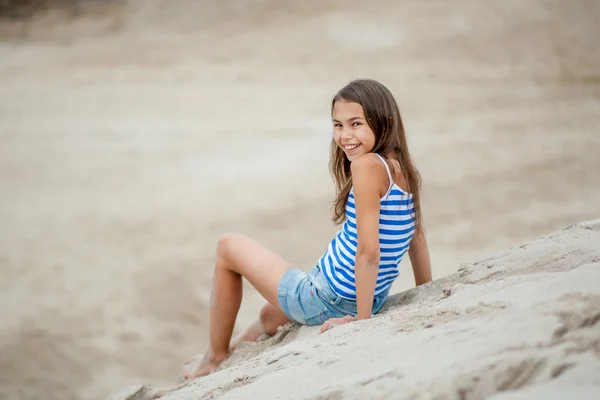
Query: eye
333 123 342 128
352 121 361 127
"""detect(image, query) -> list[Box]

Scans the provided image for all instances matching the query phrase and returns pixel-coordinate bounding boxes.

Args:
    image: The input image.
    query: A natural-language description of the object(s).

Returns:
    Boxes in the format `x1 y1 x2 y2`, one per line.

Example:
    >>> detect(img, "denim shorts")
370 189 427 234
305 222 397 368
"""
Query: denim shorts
277 265 390 326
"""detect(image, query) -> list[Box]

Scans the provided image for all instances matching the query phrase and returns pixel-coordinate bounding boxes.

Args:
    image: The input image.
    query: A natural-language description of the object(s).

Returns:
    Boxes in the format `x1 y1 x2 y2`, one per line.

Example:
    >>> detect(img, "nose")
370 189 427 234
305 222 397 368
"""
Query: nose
341 127 353 141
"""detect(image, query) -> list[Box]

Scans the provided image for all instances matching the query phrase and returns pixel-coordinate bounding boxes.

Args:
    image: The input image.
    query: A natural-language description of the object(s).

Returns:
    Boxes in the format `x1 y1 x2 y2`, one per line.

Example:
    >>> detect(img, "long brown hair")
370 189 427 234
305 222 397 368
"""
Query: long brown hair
329 79 423 232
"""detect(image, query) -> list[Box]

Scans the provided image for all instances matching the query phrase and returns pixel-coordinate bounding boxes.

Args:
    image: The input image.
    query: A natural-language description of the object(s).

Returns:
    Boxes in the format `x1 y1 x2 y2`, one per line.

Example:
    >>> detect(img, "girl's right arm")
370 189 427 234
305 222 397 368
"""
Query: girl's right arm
408 229 432 286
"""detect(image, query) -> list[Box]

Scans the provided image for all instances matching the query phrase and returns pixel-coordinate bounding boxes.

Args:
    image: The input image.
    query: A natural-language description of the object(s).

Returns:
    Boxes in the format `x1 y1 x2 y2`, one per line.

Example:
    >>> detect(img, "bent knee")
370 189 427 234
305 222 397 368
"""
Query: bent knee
216 233 246 260
260 304 287 335
259 304 273 324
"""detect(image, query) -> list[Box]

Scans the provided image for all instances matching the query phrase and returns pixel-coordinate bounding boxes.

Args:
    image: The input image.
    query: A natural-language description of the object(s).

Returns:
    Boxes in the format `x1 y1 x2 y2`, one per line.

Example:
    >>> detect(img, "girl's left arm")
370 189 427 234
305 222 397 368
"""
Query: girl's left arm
408 228 432 286
350 155 384 320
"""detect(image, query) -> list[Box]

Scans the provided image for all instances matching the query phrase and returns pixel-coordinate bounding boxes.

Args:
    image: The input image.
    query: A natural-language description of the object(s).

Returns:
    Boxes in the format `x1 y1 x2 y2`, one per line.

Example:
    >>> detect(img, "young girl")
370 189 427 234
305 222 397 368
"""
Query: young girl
183 79 432 379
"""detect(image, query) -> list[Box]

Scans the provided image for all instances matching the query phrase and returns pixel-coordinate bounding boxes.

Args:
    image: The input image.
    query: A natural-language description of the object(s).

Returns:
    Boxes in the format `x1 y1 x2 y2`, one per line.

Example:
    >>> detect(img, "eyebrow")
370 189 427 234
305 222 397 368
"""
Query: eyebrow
332 116 365 123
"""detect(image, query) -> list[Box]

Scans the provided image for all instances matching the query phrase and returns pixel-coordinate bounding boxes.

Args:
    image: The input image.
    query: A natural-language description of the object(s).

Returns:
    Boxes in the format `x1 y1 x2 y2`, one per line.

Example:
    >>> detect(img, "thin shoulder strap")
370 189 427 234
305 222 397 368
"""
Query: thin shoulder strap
374 153 394 195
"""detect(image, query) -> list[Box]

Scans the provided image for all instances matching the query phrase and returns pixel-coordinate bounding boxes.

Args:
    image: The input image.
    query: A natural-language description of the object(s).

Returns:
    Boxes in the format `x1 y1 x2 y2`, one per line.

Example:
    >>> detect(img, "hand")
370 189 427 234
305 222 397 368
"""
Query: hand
320 315 356 333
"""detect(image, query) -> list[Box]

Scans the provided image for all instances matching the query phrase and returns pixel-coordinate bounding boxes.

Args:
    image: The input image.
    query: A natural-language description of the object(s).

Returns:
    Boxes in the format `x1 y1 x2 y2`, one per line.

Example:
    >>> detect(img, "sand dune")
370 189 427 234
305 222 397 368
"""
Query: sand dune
110 219 600 400
0 1 599 399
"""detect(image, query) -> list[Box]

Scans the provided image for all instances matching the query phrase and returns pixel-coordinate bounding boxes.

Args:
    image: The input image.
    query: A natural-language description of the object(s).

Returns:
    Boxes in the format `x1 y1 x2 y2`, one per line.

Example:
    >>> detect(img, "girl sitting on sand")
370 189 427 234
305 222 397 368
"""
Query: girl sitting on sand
184 79 432 379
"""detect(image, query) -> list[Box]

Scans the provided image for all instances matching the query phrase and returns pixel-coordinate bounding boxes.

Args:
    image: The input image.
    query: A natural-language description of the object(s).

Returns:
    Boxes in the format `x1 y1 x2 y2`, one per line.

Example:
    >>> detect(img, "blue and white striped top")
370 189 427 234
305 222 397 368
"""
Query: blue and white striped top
318 154 416 300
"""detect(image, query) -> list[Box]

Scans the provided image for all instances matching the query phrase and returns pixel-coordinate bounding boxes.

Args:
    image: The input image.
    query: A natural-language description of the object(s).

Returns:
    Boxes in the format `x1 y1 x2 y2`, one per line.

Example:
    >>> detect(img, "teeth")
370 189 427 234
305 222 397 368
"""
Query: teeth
345 144 360 150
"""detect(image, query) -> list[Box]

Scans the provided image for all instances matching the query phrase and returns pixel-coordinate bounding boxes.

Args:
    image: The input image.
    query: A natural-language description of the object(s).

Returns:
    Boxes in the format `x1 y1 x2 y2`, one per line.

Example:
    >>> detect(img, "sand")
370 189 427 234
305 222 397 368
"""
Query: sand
110 219 600 400
0 1 599 399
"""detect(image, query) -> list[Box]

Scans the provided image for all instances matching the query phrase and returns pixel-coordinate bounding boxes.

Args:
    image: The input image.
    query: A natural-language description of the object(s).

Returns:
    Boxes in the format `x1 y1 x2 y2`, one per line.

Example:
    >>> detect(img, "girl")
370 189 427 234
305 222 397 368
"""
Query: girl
183 79 432 379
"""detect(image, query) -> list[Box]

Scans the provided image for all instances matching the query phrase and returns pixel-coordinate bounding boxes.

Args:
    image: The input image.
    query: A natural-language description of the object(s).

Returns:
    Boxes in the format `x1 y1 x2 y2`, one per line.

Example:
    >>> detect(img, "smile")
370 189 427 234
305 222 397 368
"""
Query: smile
344 144 361 152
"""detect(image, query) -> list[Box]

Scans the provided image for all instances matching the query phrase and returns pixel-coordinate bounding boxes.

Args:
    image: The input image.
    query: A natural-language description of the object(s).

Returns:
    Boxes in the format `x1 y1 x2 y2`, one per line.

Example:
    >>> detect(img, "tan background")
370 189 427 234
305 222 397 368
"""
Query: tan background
1 1 599 399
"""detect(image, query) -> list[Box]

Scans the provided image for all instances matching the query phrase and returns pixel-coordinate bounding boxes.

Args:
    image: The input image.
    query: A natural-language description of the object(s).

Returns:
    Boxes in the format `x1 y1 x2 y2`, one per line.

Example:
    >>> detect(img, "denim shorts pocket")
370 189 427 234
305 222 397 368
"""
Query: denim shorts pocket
311 272 357 317
328 296 357 317
299 279 333 326
304 308 330 326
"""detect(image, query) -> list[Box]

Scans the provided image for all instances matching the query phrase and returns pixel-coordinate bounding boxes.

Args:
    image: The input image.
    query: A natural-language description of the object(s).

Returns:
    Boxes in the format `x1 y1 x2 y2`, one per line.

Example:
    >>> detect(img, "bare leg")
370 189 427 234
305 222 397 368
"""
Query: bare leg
230 303 291 352
183 233 293 379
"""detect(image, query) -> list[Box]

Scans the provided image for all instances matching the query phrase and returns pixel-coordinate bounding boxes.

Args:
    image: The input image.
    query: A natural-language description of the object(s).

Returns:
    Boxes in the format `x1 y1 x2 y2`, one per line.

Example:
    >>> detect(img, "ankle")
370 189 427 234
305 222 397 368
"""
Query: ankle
209 349 229 363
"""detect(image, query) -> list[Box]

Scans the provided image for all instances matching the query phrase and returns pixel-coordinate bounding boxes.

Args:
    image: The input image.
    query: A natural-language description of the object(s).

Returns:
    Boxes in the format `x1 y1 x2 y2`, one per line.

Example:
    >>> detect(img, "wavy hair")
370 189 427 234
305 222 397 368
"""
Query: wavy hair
329 79 423 232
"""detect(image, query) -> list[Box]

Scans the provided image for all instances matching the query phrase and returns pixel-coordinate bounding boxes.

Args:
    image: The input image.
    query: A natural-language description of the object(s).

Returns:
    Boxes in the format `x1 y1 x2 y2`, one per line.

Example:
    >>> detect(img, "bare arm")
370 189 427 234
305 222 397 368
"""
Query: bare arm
408 228 432 286
351 155 385 320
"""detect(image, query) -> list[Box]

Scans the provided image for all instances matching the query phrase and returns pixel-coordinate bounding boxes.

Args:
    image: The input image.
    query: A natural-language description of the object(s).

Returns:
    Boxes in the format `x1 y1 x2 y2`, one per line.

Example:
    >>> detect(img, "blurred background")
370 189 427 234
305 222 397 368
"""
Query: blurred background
0 0 599 399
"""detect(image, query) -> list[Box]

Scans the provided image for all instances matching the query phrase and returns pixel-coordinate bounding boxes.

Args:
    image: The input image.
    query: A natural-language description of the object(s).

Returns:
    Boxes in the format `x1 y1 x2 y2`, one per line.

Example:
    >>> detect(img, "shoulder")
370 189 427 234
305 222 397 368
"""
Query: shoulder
350 153 387 179
350 153 386 175
350 153 388 195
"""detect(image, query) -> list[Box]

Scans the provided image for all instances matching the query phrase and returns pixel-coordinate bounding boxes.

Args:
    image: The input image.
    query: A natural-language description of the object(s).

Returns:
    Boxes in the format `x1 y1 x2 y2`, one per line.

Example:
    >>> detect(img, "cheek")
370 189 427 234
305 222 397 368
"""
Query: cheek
333 131 342 145
368 130 377 147
368 133 376 147
359 129 376 147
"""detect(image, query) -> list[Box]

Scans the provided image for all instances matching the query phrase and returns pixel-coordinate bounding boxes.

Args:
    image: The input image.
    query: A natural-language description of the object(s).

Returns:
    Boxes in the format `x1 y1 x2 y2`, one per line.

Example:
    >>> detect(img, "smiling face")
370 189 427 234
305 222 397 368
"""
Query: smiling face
332 100 376 161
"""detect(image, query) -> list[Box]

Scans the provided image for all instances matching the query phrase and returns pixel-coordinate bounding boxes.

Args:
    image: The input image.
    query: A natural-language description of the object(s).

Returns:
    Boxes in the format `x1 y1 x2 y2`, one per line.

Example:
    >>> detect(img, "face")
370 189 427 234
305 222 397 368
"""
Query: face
332 100 376 161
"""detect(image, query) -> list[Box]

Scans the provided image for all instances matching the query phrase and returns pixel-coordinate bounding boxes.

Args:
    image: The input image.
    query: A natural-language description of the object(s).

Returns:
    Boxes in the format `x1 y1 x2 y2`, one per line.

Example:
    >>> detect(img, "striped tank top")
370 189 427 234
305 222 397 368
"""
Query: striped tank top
318 154 416 300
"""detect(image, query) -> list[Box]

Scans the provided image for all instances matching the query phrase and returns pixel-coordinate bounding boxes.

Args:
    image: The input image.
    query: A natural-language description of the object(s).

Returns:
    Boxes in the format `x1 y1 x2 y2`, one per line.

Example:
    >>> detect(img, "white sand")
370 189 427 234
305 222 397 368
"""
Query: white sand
111 219 600 399
0 1 599 399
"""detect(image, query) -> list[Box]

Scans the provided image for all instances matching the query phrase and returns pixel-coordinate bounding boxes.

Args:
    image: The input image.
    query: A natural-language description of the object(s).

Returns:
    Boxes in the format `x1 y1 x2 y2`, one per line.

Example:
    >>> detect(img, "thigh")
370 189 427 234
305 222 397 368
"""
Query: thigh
219 233 293 307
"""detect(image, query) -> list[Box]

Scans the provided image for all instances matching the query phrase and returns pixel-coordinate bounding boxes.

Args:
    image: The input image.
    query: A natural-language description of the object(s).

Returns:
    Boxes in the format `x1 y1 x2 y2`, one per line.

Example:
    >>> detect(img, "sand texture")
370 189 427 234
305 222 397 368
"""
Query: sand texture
108 220 600 399
1 1 599 399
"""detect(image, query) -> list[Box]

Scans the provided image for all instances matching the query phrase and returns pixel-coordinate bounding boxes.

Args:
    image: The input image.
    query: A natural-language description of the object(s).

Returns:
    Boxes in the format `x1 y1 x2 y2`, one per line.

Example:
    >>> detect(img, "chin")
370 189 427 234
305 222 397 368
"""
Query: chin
346 152 362 162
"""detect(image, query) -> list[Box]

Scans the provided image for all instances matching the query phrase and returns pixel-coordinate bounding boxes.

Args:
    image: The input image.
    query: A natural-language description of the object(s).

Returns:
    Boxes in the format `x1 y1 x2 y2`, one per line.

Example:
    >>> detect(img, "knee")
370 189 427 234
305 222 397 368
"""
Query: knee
216 233 244 262
260 304 282 335
259 305 271 324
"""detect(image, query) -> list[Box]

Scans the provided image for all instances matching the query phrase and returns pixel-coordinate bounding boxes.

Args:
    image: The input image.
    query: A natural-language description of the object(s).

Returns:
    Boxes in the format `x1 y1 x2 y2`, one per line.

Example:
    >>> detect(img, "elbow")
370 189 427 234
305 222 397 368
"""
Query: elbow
355 248 380 271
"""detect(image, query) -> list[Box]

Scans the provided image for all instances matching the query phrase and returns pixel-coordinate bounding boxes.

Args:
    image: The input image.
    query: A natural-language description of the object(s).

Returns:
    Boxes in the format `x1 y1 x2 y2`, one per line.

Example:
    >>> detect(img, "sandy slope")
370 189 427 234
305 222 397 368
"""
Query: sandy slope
0 1 599 399
111 219 600 399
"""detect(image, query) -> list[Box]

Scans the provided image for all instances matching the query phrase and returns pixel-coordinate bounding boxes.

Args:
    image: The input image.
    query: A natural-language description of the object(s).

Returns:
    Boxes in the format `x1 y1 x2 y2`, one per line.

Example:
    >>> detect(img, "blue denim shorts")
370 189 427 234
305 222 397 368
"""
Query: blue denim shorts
277 265 390 326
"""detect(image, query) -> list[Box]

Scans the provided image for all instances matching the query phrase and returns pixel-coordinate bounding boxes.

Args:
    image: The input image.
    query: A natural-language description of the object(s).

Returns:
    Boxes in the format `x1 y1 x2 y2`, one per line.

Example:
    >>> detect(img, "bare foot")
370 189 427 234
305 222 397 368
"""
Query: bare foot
181 355 198 366
229 320 266 352
182 350 228 380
